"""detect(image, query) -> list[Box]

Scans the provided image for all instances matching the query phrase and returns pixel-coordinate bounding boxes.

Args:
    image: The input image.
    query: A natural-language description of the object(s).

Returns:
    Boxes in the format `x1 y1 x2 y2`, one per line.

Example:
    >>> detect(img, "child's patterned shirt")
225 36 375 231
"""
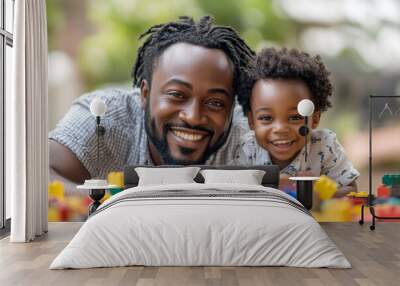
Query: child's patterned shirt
232 129 359 187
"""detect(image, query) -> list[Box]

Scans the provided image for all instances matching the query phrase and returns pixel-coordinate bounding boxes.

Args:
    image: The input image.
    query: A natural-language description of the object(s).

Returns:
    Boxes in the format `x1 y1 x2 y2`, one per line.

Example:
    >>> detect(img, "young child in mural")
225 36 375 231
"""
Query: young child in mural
235 47 359 197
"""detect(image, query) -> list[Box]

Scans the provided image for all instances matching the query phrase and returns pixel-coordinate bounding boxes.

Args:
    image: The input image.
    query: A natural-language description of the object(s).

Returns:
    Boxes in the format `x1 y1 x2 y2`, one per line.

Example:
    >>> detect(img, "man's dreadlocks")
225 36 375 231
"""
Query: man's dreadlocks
132 16 255 98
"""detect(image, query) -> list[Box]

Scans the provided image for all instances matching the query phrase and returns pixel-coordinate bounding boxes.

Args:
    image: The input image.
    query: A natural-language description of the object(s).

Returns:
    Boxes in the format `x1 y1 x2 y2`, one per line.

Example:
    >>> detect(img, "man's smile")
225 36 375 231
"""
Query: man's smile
170 127 209 142
168 126 212 151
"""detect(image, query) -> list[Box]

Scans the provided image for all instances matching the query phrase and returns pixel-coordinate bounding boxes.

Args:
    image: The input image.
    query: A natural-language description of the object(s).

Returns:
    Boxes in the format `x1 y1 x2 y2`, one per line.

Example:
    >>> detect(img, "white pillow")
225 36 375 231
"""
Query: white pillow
135 167 201 186
200 169 266 185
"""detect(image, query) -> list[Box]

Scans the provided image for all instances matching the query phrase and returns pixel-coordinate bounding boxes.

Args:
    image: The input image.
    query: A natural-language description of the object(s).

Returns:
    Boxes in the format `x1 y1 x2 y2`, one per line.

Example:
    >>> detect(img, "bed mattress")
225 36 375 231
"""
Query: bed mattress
50 183 350 269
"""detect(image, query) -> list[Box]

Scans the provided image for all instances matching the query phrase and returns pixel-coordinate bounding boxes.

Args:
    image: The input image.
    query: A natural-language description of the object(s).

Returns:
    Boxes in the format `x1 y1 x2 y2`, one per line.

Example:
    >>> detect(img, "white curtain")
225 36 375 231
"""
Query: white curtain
7 0 48 242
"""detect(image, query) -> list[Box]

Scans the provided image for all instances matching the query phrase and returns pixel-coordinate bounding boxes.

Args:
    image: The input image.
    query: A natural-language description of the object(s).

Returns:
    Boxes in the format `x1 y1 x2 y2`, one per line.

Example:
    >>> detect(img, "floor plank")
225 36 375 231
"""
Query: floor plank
0 222 399 286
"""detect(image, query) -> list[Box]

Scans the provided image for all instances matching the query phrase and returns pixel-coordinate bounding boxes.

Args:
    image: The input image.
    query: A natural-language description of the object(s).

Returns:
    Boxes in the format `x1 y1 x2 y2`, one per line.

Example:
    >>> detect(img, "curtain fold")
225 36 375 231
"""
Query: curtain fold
8 0 48 242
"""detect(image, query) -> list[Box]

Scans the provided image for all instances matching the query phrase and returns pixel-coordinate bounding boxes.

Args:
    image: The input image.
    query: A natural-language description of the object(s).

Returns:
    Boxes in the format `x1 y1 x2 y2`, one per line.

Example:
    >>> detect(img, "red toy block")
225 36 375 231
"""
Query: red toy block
377 184 390 198
59 203 69 221
349 197 367 205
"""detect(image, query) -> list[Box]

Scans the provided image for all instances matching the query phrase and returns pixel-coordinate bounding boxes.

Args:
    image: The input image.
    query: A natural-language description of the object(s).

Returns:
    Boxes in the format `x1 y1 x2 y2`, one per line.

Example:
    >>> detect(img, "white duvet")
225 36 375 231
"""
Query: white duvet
50 183 350 269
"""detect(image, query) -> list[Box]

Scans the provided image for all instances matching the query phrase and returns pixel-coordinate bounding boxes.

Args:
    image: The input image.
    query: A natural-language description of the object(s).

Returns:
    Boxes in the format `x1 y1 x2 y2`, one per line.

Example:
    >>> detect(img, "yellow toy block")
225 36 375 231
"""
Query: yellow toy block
346 191 368 198
108 171 124 187
314 175 337 200
355 191 368 198
48 207 61 222
48 180 65 200
317 199 352 222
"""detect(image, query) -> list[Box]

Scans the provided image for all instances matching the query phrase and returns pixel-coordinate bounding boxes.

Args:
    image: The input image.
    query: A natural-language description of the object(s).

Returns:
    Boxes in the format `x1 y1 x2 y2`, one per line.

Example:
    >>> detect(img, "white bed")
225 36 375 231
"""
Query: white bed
50 183 350 269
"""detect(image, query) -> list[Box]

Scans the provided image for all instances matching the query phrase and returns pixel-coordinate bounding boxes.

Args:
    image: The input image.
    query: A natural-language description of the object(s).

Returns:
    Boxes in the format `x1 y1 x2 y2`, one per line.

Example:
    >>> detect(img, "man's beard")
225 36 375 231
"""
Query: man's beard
144 102 232 165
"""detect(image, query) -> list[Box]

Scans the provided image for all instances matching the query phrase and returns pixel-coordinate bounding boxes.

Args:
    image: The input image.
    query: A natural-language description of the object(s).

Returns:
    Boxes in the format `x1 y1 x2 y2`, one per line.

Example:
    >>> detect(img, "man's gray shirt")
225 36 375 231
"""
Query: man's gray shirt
49 88 249 178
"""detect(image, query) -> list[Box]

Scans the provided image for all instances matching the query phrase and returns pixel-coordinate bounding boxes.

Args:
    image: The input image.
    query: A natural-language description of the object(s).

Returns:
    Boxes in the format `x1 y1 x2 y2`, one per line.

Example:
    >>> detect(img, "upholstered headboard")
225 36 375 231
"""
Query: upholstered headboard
123 165 280 189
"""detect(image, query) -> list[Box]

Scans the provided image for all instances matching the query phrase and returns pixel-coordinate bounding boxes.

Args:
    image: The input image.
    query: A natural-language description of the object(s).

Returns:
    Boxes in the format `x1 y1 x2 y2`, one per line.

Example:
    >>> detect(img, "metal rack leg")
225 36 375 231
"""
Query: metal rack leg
370 206 376 231
358 204 364 225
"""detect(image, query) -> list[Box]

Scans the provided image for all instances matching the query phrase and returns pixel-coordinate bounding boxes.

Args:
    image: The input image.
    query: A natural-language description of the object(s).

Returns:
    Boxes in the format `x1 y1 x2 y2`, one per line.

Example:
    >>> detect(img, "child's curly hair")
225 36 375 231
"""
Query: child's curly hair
239 47 333 114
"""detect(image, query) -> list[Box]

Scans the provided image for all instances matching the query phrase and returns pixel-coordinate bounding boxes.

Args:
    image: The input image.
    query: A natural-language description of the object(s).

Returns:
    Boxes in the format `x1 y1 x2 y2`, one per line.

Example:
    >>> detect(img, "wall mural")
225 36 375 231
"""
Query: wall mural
47 0 400 222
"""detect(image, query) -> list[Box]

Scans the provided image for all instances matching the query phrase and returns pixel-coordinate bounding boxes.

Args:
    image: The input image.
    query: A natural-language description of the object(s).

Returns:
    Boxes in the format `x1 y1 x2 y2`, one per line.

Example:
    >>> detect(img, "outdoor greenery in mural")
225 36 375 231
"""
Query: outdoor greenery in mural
47 0 295 89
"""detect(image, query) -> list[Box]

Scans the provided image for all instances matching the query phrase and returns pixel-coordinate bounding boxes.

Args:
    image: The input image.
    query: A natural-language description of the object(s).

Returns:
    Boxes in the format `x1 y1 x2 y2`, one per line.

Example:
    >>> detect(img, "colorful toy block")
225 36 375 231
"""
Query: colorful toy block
282 185 297 199
377 184 390 198
312 199 353 222
48 180 65 200
107 171 124 187
107 171 124 196
382 173 400 197
314 175 337 200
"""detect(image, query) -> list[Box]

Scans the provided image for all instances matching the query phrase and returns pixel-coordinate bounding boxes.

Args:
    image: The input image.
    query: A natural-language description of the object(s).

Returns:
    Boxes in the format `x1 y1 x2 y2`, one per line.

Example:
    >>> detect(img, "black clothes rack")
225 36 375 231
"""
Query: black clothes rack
359 95 400 230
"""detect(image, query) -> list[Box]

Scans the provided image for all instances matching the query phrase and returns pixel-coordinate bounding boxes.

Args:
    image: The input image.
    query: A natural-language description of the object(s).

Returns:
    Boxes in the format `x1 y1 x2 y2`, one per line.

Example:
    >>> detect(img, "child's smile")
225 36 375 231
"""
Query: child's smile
247 79 320 170
270 139 297 151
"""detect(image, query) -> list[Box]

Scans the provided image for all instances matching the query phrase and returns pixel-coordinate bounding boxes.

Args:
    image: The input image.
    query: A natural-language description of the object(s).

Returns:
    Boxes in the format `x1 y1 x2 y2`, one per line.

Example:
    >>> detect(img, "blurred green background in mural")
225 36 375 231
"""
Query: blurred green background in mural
47 0 296 90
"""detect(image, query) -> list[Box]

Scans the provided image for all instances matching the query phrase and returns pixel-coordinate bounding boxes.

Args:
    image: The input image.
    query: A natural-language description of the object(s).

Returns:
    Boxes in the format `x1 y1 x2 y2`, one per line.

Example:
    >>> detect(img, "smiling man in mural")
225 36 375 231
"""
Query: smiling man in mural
49 16 254 185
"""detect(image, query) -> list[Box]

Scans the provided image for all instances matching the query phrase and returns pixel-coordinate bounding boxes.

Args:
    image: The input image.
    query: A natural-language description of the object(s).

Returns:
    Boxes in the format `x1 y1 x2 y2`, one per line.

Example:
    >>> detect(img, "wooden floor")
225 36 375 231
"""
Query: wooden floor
0 222 399 286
